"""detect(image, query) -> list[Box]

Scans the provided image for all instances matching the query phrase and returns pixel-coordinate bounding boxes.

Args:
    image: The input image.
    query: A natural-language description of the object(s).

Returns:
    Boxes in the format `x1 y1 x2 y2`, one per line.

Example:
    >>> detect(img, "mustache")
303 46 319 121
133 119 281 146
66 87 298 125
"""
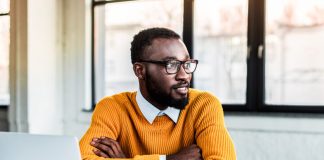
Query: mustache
172 82 190 89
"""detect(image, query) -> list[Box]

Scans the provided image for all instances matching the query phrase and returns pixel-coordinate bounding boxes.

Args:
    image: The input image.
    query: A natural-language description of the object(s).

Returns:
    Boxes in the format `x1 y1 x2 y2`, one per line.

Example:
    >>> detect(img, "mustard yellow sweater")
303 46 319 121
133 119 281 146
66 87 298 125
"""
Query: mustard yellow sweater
80 89 236 160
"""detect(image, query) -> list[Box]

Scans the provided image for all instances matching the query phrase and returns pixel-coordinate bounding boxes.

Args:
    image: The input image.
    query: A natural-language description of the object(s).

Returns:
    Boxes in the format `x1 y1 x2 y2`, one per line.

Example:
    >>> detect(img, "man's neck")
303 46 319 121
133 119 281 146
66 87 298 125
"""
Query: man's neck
139 87 168 110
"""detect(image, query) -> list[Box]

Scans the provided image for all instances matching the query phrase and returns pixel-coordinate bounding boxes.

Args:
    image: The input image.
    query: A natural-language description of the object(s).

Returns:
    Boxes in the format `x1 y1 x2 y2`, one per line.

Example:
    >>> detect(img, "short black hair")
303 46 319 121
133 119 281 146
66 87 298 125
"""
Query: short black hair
130 27 181 64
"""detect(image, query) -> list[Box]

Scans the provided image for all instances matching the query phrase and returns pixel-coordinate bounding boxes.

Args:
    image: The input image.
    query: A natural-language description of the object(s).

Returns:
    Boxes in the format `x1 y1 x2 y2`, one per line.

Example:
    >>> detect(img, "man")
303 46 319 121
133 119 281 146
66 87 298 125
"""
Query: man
79 27 236 160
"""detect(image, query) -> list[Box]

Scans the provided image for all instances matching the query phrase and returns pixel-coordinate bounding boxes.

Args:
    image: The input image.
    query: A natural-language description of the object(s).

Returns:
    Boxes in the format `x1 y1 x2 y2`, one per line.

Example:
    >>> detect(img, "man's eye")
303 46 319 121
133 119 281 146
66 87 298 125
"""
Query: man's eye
166 62 178 68
184 63 190 68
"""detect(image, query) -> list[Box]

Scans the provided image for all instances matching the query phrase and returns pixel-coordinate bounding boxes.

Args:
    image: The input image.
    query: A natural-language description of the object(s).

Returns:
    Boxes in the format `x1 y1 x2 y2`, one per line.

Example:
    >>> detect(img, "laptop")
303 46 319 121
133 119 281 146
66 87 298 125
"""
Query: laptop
0 132 82 160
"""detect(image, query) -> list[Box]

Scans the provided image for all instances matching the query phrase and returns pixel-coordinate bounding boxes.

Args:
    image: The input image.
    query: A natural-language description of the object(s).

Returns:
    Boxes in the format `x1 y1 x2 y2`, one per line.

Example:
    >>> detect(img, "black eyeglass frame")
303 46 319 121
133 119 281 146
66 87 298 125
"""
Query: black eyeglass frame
136 59 199 74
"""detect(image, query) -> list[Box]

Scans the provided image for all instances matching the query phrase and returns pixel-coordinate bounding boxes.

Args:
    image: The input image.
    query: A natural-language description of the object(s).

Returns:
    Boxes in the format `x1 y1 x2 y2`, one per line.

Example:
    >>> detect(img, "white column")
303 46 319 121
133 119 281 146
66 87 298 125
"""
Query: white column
9 0 29 132
27 0 63 134
9 0 64 134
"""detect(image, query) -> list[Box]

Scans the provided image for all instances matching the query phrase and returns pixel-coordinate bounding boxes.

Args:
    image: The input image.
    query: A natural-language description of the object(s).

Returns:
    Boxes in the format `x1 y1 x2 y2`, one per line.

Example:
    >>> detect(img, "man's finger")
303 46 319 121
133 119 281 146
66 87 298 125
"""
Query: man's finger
98 143 116 158
90 140 116 158
189 144 201 153
98 137 126 158
100 137 123 154
99 137 119 154
93 148 109 158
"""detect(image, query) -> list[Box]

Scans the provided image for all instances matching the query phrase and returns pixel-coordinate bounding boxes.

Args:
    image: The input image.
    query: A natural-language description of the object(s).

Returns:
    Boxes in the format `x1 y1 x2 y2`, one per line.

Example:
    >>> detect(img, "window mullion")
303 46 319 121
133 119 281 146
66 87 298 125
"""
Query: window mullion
183 0 194 87
246 0 265 111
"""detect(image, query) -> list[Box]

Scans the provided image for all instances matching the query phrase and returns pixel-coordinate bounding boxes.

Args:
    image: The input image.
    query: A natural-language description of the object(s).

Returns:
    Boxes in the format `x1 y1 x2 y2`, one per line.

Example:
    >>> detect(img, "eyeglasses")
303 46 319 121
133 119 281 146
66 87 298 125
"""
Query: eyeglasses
137 59 198 74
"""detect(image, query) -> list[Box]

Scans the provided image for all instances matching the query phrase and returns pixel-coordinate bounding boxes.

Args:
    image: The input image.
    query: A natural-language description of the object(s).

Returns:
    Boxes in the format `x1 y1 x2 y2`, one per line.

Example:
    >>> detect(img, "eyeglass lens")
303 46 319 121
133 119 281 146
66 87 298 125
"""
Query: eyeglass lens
166 60 197 74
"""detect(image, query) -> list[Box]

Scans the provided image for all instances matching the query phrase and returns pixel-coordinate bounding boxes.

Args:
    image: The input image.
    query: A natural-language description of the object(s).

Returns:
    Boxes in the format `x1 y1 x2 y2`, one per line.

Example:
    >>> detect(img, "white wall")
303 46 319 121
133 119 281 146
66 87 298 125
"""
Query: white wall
226 114 324 160
9 0 63 134
8 0 324 160
61 0 92 137
27 0 63 134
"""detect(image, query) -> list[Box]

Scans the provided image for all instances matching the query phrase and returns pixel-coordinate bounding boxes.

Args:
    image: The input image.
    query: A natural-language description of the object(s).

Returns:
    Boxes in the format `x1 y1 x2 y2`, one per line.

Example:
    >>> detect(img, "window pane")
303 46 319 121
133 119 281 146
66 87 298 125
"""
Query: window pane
265 0 324 105
0 0 9 13
0 16 10 105
94 0 183 99
194 0 248 104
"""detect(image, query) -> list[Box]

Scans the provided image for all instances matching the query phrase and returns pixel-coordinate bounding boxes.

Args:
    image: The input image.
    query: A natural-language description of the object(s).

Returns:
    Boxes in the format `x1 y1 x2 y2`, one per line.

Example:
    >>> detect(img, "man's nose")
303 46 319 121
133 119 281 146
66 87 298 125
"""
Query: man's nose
175 65 191 81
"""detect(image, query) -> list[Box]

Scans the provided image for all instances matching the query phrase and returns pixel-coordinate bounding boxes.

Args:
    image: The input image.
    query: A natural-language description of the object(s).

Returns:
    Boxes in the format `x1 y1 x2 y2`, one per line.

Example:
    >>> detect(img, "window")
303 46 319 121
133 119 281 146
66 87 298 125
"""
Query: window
0 0 10 106
194 0 248 104
91 0 183 108
265 0 324 106
91 0 324 112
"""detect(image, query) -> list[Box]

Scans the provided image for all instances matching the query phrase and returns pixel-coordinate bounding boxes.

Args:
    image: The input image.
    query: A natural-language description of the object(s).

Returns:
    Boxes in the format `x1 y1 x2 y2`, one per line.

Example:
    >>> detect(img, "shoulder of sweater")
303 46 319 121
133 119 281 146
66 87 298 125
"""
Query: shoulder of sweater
189 88 221 103
185 88 223 116
98 91 135 102
185 89 224 124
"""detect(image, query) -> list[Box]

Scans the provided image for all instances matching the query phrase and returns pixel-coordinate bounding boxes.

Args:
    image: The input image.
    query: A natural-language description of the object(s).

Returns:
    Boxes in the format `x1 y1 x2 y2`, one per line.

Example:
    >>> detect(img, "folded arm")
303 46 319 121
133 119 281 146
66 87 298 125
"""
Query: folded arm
92 137 203 160
80 100 160 160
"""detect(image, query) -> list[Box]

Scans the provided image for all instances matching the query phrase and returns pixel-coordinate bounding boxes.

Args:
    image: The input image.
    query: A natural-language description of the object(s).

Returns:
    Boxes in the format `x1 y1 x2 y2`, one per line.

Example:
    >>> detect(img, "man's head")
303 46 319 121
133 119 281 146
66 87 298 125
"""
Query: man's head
131 27 198 110
131 27 181 64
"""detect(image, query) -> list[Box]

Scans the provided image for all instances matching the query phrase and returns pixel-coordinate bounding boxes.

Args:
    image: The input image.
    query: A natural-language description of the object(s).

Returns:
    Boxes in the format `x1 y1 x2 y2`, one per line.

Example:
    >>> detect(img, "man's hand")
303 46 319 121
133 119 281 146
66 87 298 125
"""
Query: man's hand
90 136 126 158
166 144 202 160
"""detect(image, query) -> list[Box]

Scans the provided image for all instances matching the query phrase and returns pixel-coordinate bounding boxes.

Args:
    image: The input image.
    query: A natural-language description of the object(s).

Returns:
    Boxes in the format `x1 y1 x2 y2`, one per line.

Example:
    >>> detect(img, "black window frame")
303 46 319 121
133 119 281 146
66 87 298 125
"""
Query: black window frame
89 0 324 113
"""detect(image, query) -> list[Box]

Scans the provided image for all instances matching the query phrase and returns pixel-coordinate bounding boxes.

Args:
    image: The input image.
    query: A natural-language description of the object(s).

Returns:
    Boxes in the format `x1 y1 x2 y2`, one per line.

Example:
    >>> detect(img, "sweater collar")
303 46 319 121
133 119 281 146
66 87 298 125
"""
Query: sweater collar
136 91 180 124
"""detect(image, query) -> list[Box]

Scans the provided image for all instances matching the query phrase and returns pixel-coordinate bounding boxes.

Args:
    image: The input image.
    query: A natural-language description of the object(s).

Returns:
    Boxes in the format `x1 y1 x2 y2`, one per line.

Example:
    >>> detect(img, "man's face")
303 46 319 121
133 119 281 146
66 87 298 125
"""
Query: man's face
143 38 192 109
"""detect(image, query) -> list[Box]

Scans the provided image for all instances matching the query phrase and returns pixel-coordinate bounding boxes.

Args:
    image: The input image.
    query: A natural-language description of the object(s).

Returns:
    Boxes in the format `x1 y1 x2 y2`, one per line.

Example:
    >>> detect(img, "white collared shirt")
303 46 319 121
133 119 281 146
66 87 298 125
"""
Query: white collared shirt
136 91 181 160
136 91 180 124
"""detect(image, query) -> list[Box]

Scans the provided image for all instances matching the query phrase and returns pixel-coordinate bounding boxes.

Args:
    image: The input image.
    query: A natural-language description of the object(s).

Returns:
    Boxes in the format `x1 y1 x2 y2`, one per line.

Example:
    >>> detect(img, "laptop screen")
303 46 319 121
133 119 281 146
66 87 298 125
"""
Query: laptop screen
0 132 81 160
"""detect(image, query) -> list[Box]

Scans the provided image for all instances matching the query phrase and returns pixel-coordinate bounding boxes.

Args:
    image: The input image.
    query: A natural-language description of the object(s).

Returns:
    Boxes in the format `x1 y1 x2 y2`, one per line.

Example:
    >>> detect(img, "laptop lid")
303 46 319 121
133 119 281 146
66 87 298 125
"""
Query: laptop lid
0 132 81 160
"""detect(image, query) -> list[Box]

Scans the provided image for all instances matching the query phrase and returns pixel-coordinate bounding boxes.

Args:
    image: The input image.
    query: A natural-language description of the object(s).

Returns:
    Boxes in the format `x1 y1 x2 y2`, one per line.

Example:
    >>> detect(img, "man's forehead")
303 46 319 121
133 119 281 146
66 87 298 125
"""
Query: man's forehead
150 37 182 45
144 38 189 59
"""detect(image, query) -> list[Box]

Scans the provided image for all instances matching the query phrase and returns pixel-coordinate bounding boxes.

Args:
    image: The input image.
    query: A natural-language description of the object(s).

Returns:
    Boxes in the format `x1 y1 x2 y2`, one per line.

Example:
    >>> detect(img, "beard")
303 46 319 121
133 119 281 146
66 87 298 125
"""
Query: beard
145 72 189 110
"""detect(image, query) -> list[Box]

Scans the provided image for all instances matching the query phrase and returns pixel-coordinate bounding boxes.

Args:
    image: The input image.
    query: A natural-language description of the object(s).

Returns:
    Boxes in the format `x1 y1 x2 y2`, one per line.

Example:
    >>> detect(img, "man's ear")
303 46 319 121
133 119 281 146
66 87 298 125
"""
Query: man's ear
133 62 145 80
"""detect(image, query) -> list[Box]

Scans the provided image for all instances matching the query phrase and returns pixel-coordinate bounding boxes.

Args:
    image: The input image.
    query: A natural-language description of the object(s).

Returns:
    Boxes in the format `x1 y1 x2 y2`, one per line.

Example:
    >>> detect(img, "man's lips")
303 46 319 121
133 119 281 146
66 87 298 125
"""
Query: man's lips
172 84 189 95
175 87 188 95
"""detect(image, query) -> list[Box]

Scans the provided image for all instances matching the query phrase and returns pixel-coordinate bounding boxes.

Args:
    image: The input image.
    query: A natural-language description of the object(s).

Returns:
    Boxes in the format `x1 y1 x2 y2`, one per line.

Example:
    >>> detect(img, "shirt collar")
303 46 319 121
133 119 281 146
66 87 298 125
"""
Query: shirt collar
136 91 180 124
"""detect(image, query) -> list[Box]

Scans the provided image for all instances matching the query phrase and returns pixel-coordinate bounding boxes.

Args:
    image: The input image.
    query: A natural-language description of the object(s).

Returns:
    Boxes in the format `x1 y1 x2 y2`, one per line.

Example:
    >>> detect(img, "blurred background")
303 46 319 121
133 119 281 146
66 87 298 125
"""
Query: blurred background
1 0 324 159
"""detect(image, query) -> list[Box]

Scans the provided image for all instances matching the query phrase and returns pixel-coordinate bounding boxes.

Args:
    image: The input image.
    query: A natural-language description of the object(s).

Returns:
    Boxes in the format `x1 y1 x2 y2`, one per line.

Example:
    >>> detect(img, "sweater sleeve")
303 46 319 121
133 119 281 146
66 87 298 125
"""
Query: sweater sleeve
79 98 160 160
193 93 237 160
